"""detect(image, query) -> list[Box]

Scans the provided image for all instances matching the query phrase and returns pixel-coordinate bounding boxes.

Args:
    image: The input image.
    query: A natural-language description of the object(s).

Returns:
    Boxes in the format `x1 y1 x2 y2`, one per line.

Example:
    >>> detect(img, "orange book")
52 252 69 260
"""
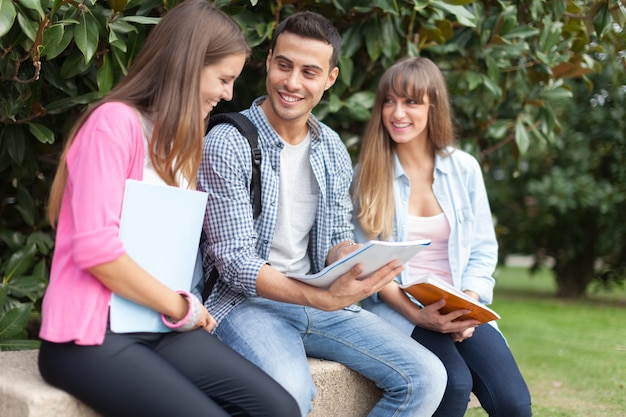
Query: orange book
399 273 500 324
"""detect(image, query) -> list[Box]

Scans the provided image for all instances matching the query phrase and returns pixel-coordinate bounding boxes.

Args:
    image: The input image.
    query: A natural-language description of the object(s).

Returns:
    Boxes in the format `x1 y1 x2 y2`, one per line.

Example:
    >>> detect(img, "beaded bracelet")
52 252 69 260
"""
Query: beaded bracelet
161 290 203 332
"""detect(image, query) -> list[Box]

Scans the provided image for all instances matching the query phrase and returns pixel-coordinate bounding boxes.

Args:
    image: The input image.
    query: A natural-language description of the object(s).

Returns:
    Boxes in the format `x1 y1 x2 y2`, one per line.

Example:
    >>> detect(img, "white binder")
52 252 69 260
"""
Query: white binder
109 179 207 333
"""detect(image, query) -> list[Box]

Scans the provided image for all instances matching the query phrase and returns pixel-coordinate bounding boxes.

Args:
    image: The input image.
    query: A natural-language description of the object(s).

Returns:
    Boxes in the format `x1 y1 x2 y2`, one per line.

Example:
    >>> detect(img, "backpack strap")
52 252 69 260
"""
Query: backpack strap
207 112 261 219
202 112 261 302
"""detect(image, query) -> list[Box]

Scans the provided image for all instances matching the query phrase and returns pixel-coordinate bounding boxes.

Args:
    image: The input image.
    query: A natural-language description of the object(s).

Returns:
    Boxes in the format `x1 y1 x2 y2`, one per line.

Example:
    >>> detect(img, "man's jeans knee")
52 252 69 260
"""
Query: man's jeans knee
215 299 315 417
216 298 446 417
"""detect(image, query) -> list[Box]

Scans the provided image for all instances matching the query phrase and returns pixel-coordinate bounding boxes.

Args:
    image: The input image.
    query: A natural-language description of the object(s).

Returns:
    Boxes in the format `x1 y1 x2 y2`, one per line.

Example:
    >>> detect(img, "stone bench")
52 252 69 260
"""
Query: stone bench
0 350 479 416
0 350 382 417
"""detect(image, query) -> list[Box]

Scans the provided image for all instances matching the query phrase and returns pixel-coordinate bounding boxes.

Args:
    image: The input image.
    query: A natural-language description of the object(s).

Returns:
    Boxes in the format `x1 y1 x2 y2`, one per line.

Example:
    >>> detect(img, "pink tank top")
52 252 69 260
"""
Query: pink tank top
406 213 453 286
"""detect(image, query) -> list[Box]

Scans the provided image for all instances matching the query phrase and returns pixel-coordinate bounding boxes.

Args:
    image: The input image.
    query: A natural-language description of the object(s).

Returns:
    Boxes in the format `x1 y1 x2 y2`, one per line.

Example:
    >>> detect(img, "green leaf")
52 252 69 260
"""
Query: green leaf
27 231 54 255
593 2 610 36
4 244 37 282
338 55 353 87
60 47 91 78
4 126 26 165
373 0 398 15
328 93 341 113
6 273 45 300
119 15 160 25
464 70 483 90
433 2 477 28
341 25 363 59
0 339 41 351
0 303 31 340
0 0 17 37
514 118 530 154
27 122 55 144
42 24 74 59
0 285 8 309
109 30 127 52
75 11 99 64
38 23 63 58
365 23 382 61
481 75 502 98
501 25 540 40
380 16 400 59
17 11 38 42
108 18 137 35
540 86 573 101
344 91 376 121
97 53 114 94
45 91 101 114
442 0 474 5
18 0 44 19
344 91 375 111
486 120 512 140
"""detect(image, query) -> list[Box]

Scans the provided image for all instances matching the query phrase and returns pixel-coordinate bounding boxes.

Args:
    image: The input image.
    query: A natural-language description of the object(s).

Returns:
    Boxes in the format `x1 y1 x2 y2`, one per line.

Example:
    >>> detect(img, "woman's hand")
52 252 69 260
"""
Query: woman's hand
450 327 475 343
412 299 480 334
198 308 218 332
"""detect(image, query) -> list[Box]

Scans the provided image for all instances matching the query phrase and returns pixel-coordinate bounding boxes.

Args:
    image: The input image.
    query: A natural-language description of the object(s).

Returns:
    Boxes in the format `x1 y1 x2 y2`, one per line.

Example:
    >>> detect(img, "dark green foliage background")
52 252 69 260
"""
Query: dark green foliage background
1 0 624 349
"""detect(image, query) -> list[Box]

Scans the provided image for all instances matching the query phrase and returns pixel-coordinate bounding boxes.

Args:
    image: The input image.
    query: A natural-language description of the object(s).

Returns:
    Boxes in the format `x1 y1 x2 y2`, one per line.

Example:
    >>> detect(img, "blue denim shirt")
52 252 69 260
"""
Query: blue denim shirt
197 97 354 323
353 149 497 305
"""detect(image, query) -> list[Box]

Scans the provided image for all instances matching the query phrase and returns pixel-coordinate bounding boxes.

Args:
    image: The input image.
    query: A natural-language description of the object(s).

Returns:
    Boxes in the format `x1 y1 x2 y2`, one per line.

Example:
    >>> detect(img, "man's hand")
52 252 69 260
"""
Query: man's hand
318 260 403 311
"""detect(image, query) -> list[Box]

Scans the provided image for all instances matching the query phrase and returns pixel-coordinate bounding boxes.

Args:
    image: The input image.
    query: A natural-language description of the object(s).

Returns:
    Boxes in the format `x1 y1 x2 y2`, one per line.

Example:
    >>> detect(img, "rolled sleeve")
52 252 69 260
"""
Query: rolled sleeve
66 102 143 269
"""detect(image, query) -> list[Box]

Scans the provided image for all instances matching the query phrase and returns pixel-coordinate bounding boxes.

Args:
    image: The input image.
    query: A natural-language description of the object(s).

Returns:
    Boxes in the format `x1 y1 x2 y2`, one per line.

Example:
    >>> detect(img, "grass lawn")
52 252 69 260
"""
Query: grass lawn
464 265 626 417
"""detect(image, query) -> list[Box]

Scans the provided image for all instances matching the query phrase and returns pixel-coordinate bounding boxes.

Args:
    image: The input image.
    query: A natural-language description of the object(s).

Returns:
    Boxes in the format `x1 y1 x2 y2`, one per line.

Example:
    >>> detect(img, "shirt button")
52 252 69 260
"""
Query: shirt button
263 240 269 244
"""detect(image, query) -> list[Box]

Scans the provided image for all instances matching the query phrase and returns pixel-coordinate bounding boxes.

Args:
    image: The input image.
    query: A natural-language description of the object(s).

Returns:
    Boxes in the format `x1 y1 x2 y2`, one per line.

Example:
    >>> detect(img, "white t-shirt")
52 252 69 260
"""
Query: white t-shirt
268 131 319 275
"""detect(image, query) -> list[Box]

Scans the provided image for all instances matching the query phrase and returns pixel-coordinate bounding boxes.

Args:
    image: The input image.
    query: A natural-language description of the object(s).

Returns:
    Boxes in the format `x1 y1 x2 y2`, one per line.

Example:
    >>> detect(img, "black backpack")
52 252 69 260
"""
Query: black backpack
201 112 261 302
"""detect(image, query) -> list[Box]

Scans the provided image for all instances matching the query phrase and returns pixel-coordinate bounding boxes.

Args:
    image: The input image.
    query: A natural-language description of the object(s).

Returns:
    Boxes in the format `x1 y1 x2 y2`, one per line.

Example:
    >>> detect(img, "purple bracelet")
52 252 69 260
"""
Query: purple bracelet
161 290 194 329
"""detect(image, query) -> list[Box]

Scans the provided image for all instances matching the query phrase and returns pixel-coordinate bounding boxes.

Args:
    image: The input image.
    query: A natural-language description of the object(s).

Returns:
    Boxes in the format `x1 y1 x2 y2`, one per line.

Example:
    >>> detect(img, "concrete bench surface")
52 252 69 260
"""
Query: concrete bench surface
0 350 479 416
0 350 381 417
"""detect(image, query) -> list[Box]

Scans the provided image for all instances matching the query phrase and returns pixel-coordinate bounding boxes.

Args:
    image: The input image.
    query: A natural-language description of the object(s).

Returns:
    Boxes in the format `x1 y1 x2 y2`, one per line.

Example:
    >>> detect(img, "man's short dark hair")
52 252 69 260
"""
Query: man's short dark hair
270 11 341 69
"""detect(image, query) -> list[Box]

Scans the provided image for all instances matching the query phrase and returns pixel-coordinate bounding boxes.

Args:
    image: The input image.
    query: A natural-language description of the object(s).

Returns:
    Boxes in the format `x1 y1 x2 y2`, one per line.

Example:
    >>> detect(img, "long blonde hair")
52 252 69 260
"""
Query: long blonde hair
353 57 455 240
47 0 250 226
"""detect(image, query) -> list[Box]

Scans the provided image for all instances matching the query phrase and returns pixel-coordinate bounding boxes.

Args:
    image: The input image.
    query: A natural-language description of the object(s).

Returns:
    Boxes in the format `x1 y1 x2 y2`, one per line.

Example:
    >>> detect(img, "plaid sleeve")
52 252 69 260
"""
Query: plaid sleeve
198 123 265 296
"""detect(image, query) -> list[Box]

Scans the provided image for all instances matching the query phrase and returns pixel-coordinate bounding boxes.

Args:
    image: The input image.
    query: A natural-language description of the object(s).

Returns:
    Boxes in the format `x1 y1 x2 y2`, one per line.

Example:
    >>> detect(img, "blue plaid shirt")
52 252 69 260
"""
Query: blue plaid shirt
197 97 355 323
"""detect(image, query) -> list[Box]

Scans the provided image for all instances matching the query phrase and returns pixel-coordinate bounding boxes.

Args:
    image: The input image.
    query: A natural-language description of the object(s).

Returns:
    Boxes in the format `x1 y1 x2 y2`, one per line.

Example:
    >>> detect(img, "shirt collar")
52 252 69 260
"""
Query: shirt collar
393 147 454 180
250 96 323 146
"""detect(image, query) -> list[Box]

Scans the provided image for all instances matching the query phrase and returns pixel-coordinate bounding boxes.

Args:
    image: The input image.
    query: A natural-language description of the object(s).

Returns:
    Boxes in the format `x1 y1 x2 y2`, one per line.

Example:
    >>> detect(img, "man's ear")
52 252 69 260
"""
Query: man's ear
325 66 339 91
265 49 272 72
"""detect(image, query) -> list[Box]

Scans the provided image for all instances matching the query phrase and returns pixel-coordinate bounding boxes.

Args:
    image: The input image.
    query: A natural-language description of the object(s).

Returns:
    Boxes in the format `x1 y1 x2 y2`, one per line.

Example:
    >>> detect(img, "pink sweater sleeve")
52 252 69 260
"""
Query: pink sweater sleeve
64 102 144 269
40 102 146 345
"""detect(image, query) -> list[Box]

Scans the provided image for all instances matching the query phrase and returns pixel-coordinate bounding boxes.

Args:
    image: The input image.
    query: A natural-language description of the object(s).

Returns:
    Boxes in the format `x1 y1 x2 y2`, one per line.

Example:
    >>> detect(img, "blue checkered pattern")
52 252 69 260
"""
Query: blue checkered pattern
198 96 355 323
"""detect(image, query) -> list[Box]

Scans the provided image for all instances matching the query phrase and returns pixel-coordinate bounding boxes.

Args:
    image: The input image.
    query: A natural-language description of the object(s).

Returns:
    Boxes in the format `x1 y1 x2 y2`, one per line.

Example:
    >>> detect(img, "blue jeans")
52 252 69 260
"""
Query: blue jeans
362 297 532 417
215 297 447 417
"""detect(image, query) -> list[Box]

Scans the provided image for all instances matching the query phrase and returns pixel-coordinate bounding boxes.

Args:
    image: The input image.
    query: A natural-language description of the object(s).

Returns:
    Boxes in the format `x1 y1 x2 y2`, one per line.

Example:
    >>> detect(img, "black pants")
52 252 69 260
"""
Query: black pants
39 329 299 417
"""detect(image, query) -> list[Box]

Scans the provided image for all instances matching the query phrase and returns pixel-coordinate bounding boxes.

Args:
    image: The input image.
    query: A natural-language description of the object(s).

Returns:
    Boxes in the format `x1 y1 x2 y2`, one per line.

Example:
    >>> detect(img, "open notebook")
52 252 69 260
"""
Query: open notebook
288 240 431 288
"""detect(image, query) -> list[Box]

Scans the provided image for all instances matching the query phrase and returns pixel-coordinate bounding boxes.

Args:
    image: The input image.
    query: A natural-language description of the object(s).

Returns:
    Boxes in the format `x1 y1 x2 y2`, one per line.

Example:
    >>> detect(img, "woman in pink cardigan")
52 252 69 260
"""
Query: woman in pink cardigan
38 2 298 416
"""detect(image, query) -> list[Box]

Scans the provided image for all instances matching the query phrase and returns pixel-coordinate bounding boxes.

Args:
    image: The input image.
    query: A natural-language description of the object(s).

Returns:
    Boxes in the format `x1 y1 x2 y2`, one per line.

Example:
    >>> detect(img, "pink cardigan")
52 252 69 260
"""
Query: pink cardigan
39 102 145 345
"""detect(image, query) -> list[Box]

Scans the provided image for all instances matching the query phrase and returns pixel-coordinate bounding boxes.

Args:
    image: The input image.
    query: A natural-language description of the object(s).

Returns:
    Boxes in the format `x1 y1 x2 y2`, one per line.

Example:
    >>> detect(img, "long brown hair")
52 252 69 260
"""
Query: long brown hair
353 57 455 239
47 0 250 226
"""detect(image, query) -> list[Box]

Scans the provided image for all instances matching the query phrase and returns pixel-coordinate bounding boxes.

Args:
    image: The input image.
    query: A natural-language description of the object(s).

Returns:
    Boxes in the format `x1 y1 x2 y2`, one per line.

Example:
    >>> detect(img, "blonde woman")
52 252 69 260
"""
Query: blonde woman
38 2 298 416
352 56 531 417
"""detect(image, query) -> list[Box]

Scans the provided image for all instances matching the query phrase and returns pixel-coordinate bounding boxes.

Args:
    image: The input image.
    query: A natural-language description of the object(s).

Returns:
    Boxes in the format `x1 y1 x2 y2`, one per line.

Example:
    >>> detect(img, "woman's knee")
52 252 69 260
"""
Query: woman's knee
444 364 473 398
486 398 532 417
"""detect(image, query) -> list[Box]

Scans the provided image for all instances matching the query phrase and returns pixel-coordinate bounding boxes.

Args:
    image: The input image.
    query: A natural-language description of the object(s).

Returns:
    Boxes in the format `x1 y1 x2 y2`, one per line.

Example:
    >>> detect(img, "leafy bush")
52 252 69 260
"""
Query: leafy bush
1 0 624 347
